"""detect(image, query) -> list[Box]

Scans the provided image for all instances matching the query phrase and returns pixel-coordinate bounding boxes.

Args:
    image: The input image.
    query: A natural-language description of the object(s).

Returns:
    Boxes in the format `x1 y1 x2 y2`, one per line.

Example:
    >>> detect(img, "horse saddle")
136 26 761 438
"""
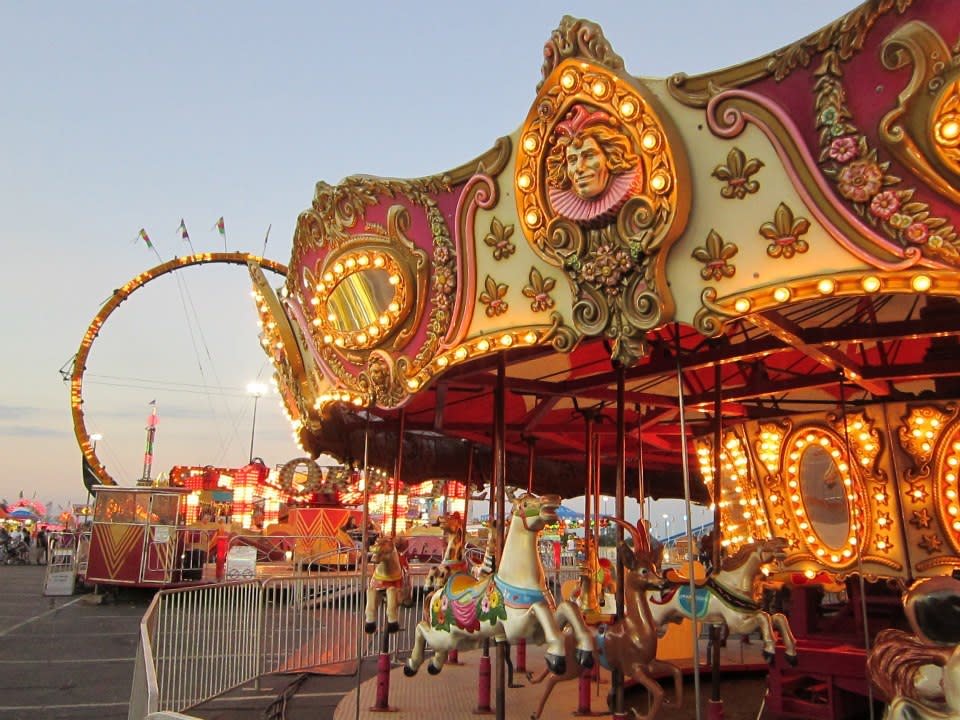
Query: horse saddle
663 561 709 587
446 571 490 601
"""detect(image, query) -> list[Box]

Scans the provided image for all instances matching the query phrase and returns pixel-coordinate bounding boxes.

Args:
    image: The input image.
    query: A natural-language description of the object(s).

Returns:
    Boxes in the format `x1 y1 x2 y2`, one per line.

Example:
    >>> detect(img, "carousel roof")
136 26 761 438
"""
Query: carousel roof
246 1 960 502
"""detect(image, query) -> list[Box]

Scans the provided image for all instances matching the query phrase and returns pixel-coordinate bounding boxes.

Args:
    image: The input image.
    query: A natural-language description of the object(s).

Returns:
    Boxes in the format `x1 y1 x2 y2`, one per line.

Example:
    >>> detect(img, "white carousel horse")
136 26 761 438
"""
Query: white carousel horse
364 534 412 633
403 492 595 677
424 512 468 592
648 536 798 664
868 575 960 720
531 518 681 720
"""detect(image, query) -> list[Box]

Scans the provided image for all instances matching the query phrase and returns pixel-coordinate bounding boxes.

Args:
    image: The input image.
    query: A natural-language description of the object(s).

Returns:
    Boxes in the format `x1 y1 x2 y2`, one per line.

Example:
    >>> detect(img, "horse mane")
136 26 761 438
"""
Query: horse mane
868 628 953 702
720 543 756 571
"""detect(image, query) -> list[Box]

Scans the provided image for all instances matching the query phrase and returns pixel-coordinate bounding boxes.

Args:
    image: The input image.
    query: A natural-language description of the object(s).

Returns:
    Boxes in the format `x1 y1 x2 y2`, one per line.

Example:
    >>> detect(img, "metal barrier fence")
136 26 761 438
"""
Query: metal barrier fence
130 552 582 719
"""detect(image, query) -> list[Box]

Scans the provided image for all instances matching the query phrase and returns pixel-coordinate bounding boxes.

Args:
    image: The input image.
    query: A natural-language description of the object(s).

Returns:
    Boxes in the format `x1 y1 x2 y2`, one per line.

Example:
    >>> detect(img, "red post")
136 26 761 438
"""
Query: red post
370 652 393 711
574 668 592 715
708 699 725 720
474 653 492 714
516 638 527 673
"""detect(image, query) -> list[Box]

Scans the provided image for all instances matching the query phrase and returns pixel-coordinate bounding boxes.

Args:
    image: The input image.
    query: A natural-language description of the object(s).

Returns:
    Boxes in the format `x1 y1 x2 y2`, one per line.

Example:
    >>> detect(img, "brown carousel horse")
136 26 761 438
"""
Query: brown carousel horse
404 492 594 677
531 518 681 720
868 574 960 720
364 534 412 633
424 511 469 592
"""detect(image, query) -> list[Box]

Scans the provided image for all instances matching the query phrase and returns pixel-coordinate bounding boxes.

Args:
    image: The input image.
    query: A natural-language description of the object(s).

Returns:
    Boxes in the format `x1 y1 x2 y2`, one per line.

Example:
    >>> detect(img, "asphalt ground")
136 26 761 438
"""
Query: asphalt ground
0 565 773 720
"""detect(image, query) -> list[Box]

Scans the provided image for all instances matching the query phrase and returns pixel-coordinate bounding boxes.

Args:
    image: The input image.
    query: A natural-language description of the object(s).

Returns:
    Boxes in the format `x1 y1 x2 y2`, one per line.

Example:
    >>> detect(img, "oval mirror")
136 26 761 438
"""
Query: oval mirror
799 444 850 549
326 268 396 333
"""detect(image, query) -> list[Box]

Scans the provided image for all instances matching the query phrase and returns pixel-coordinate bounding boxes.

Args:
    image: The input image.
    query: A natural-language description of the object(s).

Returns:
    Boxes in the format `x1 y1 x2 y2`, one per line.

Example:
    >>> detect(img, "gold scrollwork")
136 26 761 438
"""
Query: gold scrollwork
879 21 960 203
538 16 625 92
667 1 913 107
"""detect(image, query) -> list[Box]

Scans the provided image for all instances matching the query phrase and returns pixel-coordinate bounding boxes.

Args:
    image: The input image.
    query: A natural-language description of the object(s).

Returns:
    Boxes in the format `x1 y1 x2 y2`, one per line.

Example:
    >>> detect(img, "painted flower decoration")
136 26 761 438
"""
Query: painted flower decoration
580 244 634 295
836 160 883 203
868 190 901 221
759 203 811 259
479 275 509 317
483 218 516 261
434 267 456 295
827 136 859 163
905 221 930 245
522 267 556 313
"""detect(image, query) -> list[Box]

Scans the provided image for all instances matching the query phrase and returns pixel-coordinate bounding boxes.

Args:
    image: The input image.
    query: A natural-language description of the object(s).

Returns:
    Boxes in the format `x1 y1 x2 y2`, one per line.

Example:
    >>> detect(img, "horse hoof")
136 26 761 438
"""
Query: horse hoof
404 664 418 677
364 622 376 634
545 653 566 675
786 653 798 667
427 662 442 675
576 649 594 669
387 621 400 633
763 650 775 664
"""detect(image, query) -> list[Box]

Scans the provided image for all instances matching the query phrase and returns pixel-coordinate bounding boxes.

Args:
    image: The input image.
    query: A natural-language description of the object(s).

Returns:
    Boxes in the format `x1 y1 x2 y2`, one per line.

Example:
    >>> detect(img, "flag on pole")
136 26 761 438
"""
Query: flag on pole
214 216 226 251
137 228 153 249
177 219 190 243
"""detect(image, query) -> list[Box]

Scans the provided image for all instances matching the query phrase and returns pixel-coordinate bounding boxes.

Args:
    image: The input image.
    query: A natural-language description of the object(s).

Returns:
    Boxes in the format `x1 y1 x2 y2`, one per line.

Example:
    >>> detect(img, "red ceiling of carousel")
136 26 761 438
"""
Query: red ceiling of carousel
335 292 960 501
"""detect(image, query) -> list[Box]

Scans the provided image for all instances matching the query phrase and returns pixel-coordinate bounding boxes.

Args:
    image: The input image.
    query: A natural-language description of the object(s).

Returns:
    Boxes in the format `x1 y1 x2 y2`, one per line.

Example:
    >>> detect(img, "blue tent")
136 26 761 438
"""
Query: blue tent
555 505 583 520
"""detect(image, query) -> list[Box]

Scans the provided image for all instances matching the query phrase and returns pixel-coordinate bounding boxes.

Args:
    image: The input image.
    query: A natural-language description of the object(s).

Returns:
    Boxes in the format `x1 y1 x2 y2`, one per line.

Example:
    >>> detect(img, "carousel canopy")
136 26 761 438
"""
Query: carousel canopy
248 2 960 505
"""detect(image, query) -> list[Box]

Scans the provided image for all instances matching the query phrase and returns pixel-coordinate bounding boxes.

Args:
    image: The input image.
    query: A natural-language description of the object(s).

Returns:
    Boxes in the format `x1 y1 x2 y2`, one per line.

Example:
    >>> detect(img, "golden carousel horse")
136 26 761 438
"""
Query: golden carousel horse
648 536 798 664
404 492 595 677
424 511 468 592
868 575 960 720
364 534 412 634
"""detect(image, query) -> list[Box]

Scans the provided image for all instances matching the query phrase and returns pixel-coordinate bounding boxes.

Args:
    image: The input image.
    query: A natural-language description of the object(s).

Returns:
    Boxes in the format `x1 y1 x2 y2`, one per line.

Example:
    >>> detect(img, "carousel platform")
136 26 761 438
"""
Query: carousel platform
332 635 769 720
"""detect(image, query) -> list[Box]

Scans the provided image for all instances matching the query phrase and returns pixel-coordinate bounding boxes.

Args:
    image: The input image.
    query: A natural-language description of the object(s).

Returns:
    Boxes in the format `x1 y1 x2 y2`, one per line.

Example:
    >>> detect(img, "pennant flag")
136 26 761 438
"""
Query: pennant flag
137 228 153 249
215 216 225 237
149 399 157 406
177 218 190 243
261 223 271 256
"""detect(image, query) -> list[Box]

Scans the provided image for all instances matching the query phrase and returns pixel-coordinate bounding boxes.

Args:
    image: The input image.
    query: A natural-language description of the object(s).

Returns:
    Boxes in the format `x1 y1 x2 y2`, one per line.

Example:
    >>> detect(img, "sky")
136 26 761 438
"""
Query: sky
0 1 861 516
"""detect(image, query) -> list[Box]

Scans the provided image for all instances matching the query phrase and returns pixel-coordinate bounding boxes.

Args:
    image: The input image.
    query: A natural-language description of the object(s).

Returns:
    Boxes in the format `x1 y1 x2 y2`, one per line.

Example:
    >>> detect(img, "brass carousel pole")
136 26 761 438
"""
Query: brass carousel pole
838 372 875 720
371 407 405 712
709 364 725 720
354 408 372 720
612 363 627 718
494 353 507 719
675 324 702 720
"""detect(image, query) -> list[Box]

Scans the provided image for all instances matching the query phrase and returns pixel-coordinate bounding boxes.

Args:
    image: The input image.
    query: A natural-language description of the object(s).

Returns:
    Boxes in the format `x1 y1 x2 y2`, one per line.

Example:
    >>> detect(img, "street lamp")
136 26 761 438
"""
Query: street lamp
662 513 671 563
247 382 267 462
90 433 102 451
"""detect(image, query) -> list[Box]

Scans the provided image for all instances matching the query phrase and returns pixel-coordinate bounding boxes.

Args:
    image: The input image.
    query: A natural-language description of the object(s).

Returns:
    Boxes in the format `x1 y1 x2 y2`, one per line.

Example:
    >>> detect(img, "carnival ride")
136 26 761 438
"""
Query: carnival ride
73 2 960 718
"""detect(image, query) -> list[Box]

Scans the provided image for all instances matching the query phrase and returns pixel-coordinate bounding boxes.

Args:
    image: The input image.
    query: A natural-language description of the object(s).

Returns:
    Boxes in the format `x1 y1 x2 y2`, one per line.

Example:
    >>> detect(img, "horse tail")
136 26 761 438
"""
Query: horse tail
868 628 951 701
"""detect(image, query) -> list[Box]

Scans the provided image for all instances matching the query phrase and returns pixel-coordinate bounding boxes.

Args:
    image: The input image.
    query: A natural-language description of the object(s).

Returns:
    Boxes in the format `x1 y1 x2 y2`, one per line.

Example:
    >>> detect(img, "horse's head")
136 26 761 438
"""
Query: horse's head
370 534 407 563
439 512 464 537
511 492 560 531
756 536 788 565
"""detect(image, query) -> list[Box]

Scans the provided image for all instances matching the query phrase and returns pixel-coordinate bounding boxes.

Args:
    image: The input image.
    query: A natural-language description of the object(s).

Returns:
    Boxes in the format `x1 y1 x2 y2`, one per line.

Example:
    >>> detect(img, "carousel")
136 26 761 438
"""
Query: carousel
244 2 960 718
87 1 960 718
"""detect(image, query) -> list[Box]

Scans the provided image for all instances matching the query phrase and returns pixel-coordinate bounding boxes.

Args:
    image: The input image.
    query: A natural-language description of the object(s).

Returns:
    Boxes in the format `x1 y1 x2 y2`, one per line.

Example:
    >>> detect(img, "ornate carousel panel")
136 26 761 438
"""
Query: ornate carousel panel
246 1 960 506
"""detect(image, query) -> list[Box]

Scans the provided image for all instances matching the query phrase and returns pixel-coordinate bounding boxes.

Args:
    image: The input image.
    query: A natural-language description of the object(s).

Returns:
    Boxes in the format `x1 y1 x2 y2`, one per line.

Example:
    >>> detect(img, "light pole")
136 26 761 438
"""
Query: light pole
90 433 102 452
247 382 267 463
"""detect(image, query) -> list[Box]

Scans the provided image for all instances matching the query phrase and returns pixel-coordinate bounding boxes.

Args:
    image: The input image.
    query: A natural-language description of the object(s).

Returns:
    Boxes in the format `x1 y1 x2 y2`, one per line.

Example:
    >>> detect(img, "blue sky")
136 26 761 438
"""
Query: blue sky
0 1 859 513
